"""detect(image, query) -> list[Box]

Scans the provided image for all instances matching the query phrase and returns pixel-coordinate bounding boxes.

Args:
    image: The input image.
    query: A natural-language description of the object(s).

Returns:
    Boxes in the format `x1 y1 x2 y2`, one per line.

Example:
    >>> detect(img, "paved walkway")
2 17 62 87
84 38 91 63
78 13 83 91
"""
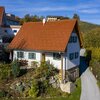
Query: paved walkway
79 49 100 100
80 66 100 100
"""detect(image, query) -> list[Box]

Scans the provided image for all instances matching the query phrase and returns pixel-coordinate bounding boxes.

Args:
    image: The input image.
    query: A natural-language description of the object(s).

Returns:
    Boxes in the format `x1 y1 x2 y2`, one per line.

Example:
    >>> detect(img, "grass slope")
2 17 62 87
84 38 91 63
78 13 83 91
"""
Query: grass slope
43 78 81 100
79 21 100 33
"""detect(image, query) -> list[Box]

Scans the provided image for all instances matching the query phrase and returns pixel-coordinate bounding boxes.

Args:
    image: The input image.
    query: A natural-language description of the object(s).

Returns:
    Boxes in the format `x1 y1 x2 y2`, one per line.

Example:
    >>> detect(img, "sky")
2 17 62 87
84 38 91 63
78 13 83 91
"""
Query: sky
0 0 100 25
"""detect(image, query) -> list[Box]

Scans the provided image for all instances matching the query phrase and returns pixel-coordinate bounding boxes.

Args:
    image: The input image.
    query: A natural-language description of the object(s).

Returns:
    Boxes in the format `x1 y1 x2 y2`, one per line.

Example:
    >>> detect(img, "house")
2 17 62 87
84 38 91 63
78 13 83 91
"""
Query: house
47 15 69 22
0 6 21 61
8 19 82 83
0 6 21 37
5 13 19 25
1 25 21 37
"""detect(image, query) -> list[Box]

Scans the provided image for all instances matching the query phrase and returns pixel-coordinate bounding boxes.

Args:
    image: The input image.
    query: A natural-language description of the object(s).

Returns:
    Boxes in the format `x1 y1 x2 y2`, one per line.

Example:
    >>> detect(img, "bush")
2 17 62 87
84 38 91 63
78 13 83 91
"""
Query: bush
38 80 49 96
18 60 28 66
88 48 100 83
0 90 6 97
16 82 25 93
35 61 59 79
83 28 100 48
31 61 38 68
0 63 12 80
11 59 20 78
28 79 39 97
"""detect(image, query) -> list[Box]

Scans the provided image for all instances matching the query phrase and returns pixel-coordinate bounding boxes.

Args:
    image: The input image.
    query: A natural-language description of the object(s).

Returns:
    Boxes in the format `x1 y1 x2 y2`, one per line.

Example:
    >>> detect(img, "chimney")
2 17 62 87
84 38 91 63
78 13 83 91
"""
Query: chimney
42 18 46 25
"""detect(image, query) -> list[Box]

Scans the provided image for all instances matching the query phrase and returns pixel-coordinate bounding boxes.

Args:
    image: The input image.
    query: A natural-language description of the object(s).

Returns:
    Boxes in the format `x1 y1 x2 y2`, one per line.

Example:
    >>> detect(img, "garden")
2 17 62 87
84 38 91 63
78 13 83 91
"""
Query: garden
0 60 81 100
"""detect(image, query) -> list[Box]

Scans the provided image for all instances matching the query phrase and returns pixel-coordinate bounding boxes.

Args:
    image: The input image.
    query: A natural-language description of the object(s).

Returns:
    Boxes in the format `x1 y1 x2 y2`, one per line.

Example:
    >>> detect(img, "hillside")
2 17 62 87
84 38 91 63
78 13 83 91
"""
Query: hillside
79 21 100 33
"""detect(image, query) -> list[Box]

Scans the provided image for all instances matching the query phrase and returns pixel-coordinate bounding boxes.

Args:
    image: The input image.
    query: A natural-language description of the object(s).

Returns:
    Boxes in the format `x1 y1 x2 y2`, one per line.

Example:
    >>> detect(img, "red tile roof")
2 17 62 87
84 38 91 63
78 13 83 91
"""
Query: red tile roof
0 7 4 26
9 19 82 52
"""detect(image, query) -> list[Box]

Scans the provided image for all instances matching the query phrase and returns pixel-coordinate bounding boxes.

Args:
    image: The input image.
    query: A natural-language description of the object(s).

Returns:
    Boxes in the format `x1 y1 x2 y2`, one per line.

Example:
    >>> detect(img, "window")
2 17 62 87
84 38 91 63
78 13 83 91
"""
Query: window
28 53 36 59
17 51 24 58
75 52 79 59
69 36 73 43
53 53 61 60
4 30 7 33
69 53 74 60
0 39 2 43
69 36 77 43
13 30 17 33
73 36 77 43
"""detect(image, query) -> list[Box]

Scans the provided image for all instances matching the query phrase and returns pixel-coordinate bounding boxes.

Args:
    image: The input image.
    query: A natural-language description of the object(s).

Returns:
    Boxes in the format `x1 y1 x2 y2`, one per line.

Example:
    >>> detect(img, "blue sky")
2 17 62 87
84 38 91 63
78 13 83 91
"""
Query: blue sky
0 0 100 25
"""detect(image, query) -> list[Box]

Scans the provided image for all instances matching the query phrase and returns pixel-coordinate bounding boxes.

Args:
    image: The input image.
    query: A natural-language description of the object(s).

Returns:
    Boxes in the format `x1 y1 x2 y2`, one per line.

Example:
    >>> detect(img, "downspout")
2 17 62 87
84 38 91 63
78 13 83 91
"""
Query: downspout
61 53 63 83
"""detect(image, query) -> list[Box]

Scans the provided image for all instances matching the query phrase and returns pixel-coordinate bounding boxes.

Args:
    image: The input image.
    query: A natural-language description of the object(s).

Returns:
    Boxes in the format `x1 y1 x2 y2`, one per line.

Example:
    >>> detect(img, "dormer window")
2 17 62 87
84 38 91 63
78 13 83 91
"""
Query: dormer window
73 36 77 43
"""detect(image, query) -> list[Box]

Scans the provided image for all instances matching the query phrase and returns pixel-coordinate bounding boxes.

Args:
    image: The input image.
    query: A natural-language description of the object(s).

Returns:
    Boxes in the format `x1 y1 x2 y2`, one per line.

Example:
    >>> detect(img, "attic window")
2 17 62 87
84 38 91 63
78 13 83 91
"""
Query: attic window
53 53 61 60
69 36 77 43
73 36 77 42
13 30 17 33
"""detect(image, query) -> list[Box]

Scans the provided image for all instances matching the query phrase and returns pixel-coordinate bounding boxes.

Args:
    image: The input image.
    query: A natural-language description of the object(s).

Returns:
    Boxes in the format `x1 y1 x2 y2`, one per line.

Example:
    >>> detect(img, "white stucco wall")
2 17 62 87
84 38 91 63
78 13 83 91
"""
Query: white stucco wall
63 32 80 70
45 53 61 69
2 25 21 36
13 50 41 66
11 28 20 36
13 50 61 68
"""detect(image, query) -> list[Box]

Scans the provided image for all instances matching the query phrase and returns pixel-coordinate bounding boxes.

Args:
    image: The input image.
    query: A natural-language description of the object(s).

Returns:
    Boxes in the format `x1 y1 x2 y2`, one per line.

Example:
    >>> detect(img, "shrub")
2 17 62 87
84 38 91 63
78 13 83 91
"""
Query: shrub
31 61 38 68
11 59 20 78
0 90 6 97
28 79 39 97
38 80 49 96
0 63 12 80
35 61 59 79
18 60 28 66
87 48 100 83
16 82 25 93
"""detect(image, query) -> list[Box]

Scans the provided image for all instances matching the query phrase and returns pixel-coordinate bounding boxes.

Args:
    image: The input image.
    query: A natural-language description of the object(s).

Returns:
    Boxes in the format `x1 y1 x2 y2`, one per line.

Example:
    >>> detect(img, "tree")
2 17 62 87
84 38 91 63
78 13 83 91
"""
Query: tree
24 14 31 22
73 13 80 21
83 28 100 48
11 59 20 78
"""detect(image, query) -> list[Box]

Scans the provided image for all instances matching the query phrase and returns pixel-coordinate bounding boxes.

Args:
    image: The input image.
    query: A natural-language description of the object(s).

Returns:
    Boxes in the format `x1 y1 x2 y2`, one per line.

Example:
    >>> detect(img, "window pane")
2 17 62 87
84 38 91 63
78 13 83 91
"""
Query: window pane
69 36 73 43
17 52 24 58
73 36 77 43
13 30 17 33
53 53 61 60
75 52 79 58
69 36 77 43
28 53 36 59
69 53 74 60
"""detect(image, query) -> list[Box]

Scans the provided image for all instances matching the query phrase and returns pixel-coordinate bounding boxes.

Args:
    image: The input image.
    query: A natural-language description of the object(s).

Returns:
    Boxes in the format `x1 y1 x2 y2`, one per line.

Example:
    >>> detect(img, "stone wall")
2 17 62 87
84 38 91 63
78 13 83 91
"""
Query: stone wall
64 66 79 82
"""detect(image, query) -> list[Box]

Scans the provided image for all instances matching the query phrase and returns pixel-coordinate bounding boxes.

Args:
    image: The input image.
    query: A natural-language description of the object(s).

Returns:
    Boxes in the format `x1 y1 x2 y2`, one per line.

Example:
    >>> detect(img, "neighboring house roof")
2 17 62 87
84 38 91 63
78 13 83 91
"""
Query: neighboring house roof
6 16 19 22
0 7 4 26
9 19 82 52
